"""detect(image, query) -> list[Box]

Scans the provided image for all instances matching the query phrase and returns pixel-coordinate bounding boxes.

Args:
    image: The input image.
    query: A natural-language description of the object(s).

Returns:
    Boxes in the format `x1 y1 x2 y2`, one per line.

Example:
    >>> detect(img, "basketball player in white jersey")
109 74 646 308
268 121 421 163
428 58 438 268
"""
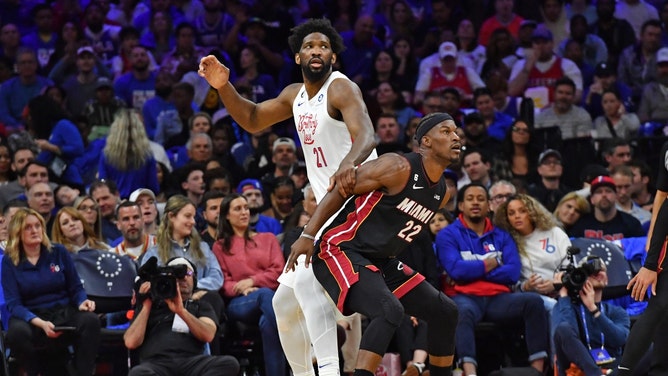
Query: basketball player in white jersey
198 18 377 376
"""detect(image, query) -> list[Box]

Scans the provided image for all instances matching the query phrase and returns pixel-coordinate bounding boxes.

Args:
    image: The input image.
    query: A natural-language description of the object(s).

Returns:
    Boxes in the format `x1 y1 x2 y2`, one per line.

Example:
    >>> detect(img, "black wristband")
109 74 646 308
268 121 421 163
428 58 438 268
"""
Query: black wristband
590 307 600 316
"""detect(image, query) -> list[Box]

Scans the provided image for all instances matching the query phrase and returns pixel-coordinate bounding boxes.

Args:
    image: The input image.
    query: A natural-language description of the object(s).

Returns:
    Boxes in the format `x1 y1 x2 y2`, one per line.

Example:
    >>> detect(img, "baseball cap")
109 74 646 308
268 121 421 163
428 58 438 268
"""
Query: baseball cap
439 42 458 59
658 47 668 64
531 25 553 41
594 62 614 77
273 137 296 153
538 149 561 164
590 175 616 194
237 178 263 194
129 188 156 202
520 19 538 29
166 257 194 273
77 46 95 57
95 77 113 90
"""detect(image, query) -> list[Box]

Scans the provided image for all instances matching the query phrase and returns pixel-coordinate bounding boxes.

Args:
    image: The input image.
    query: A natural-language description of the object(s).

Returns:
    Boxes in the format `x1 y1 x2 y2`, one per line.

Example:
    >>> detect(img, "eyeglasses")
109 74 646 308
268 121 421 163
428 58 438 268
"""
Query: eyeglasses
512 126 530 134
491 193 513 203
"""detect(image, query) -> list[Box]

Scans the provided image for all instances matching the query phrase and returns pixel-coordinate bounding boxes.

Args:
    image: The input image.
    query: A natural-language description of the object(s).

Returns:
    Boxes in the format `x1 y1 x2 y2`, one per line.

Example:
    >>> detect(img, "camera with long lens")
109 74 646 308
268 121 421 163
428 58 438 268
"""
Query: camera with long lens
560 247 604 302
138 257 188 300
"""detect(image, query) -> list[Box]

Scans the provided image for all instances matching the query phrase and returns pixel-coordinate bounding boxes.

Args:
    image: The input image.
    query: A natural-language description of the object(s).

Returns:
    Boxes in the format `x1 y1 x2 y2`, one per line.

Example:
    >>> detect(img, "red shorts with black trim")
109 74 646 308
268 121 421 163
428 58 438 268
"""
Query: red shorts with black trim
312 245 425 315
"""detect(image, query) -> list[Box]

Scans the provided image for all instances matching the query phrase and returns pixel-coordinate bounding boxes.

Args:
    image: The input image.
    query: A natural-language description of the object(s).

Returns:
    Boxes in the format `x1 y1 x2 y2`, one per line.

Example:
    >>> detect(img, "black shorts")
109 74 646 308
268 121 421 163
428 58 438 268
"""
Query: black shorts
312 245 425 315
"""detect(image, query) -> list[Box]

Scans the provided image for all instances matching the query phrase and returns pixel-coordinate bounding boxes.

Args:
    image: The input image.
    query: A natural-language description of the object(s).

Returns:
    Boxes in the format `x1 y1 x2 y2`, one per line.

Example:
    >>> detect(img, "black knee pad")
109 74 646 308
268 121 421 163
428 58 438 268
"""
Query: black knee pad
436 292 459 321
380 294 405 328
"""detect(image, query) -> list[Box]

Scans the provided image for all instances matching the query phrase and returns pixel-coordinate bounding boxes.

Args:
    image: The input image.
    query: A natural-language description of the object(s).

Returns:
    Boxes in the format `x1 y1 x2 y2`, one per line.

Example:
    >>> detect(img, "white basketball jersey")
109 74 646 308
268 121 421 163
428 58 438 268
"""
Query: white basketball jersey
293 71 377 202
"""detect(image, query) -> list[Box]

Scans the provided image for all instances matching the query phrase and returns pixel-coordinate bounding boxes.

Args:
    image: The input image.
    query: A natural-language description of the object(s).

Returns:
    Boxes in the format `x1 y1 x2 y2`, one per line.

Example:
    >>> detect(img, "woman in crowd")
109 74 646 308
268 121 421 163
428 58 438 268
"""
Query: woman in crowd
553 192 591 234
74 195 103 241
480 27 518 81
0 140 12 185
360 49 398 99
212 194 286 376
491 119 541 192
232 45 278 103
262 176 296 228
455 19 486 75
495 194 571 309
139 10 175 64
28 95 84 187
1 208 99 375
390 35 419 99
51 207 109 253
592 89 640 140
369 81 421 141
98 109 159 198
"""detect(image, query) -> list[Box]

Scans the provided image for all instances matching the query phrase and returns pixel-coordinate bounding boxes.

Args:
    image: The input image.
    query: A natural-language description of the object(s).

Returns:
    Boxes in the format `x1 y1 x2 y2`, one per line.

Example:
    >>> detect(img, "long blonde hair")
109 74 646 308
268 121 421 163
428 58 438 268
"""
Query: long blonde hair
156 195 204 264
103 109 152 170
6 208 52 265
494 194 556 258
51 207 108 252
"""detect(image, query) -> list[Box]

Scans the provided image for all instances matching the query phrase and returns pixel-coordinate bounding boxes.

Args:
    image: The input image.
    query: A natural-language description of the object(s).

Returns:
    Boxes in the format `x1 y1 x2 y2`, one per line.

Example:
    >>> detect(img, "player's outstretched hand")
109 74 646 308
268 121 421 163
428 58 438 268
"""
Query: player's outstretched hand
286 236 315 272
198 55 231 90
627 267 657 301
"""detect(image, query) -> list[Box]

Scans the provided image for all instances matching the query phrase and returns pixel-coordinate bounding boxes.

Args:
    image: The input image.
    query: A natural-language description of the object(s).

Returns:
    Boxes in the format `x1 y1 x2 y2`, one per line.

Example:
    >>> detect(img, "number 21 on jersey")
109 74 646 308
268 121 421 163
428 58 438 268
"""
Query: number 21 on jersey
313 146 328 167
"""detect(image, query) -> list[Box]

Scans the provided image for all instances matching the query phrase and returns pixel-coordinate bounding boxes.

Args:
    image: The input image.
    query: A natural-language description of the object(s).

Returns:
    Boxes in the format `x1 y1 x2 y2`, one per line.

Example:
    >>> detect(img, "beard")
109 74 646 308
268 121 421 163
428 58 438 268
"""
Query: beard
301 58 331 82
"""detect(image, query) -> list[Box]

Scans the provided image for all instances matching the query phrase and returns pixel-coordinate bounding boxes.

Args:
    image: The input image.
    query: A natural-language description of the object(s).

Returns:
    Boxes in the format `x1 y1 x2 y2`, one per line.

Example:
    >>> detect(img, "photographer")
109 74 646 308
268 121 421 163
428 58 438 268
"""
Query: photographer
124 257 239 376
552 256 630 376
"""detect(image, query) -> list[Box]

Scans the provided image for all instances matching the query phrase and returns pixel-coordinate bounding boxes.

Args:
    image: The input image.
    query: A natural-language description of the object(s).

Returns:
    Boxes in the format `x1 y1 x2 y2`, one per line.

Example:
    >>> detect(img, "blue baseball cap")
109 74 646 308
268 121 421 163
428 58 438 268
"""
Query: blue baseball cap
237 179 263 194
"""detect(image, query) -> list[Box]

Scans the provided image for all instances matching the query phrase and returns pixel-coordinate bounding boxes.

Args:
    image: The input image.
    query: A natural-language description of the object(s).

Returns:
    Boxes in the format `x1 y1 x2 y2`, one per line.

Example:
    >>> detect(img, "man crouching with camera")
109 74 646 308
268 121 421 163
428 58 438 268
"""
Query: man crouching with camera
124 257 240 376
552 256 630 376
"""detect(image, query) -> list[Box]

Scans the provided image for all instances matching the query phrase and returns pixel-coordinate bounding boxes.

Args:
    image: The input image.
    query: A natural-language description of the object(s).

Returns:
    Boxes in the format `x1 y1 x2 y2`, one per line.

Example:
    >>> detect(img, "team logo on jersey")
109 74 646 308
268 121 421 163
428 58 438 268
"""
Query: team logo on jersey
318 94 324 102
297 113 319 145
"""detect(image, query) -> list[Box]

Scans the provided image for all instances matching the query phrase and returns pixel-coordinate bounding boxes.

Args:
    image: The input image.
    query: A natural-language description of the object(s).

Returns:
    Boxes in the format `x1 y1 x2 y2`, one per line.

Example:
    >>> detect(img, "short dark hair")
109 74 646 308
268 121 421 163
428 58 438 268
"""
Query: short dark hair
2 199 29 216
201 190 226 209
457 182 490 203
119 26 140 41
115 200 141 219
90 179 119 196
288 18 345 55
31 3 52 18
602 138 630 156
627 159 652 179
641 19 662 35
463 112 484 126
554 77 576 92
175 22 196 37
442 88 461 100
18 160 48 178
178 162 205 184
203 167 231 190
462 147 490 164
473 87 492 103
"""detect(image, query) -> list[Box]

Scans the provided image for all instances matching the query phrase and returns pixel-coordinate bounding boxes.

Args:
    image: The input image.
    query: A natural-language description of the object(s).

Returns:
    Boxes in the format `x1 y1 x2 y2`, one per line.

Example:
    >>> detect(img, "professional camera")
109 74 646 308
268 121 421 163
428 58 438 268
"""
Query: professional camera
138 257 189 300
560 247 604 302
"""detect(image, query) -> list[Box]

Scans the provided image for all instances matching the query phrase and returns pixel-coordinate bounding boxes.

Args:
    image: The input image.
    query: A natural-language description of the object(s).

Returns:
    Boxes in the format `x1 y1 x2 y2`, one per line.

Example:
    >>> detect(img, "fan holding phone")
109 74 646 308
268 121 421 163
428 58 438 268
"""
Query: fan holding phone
1 208 100 375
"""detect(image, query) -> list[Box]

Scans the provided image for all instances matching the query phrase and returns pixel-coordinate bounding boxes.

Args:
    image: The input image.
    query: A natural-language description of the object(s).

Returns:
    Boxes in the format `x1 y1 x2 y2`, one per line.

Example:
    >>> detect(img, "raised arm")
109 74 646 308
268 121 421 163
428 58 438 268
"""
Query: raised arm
327 78 378 196
198 55 296 133
286 153 411 270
